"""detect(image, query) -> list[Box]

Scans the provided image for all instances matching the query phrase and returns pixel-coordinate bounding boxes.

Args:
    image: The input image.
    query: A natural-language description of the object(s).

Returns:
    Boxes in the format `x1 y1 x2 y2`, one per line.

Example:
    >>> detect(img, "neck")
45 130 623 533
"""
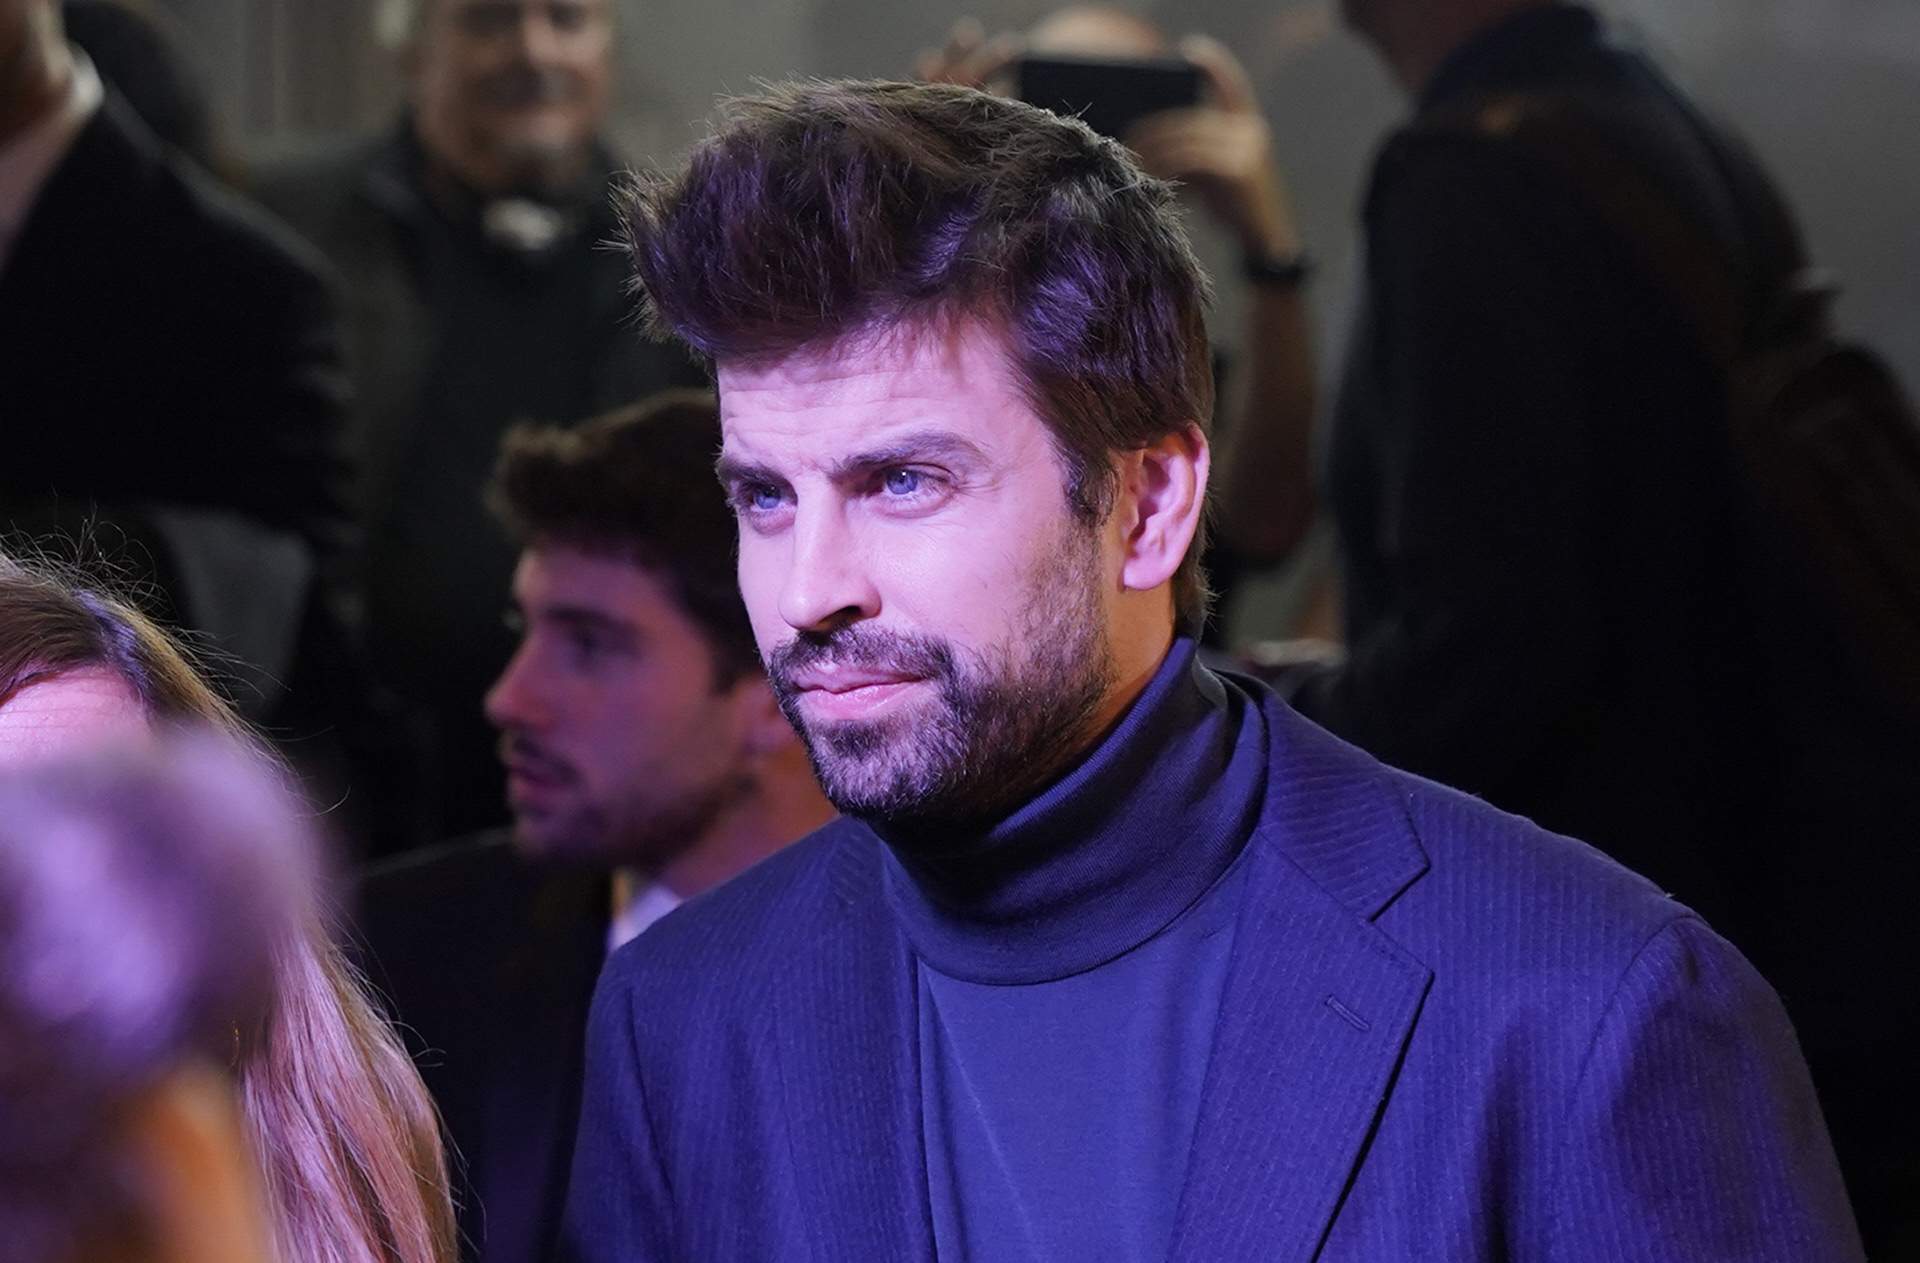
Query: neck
875 637 1270 985
1371 0 1555 96
648 750 834 901
0 19 72 148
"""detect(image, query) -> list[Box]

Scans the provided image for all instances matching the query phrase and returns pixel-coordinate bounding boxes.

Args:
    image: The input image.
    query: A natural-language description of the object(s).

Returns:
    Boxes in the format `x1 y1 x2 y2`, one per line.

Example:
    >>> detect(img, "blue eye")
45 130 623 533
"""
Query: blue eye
745 484 785 513
882 468 923 496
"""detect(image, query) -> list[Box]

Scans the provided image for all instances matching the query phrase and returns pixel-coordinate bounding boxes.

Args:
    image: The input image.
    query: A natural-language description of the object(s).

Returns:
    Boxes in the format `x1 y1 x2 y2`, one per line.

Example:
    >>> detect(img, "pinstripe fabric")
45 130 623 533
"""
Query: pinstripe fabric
562 687 1860 1262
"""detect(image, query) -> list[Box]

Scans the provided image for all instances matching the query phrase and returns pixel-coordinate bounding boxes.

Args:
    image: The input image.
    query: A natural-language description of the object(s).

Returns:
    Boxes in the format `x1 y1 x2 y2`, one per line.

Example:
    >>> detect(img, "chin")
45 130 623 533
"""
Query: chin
509 817 591 863
496 126 587 174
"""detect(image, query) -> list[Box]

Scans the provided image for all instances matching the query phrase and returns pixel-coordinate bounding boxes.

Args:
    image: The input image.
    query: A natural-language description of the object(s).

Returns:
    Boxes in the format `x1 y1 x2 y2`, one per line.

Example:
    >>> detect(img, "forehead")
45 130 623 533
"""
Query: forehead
424 0 609 36
433 0 606 17
0 667 151 768
514 544 692 624
716 320 1050 467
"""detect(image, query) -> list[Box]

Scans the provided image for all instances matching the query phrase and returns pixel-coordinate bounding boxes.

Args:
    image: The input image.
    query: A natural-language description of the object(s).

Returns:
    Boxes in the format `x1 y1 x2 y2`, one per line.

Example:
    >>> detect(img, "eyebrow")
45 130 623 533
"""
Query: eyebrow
529 604 642 646
715 429 991 489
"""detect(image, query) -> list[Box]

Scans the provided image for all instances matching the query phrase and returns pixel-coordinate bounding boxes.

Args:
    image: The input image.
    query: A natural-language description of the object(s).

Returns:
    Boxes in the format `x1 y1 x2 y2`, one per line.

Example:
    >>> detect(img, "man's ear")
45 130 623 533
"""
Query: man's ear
1118 422 1210 596
729 673 801 758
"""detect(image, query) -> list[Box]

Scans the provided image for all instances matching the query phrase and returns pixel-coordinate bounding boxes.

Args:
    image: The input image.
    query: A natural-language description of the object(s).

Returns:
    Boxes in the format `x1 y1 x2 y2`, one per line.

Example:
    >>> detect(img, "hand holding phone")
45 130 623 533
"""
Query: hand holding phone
1118 36 1301 258
1012 53 1202 145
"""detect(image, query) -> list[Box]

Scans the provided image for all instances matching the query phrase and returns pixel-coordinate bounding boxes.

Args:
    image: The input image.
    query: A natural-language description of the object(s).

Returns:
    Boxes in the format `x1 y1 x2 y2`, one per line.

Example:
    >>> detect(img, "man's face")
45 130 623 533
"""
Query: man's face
485 545 757 867
408 0 612 195
717 320 1121 828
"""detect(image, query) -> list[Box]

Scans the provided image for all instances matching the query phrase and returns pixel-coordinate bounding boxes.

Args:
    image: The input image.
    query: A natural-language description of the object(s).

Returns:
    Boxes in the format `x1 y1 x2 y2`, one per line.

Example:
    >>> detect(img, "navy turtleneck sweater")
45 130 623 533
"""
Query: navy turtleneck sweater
875 638 1271 1262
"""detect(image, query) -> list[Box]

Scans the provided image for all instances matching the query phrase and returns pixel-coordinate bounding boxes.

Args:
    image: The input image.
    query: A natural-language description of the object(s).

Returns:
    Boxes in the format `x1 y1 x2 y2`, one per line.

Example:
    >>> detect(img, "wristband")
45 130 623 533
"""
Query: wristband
1242 250 1314 287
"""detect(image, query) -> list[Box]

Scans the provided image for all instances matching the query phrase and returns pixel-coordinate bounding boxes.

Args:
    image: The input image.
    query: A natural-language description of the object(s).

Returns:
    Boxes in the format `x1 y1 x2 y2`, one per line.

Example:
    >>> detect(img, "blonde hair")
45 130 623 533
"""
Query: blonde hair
0 556 457 1263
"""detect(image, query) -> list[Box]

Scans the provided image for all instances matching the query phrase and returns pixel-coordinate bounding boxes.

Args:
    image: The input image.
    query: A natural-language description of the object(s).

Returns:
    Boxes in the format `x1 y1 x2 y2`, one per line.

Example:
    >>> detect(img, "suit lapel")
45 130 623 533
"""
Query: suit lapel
1168 841 1430 1261
774 829 934 1259
478 868 609 1263
1168 700 1435 1262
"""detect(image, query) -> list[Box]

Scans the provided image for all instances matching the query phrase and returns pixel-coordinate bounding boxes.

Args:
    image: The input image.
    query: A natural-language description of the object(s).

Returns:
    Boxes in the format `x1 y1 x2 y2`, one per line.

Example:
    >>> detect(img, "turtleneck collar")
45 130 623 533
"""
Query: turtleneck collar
873 638 1270 986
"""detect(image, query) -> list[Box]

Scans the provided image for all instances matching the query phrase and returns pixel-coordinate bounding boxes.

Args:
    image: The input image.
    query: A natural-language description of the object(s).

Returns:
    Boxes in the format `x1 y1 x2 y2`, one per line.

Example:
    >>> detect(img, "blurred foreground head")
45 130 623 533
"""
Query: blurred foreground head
0 554 456 1263
0 737 302 1263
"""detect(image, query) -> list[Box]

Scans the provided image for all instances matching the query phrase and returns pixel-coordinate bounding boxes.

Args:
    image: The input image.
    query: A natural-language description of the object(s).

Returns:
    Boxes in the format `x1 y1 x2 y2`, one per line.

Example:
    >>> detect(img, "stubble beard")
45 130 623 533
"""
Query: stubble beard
514 766 754 875
767 523 1116 830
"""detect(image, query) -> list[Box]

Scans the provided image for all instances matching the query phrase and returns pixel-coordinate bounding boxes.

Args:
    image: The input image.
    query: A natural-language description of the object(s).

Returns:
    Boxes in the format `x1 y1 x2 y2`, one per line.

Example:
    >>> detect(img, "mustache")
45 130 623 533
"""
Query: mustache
476 65 581 109
766 627 956 696
498 732 578 783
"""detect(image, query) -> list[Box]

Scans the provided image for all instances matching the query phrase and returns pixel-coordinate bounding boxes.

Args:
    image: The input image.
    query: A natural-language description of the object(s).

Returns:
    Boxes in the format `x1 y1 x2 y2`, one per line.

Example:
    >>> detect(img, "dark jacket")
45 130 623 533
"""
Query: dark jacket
1305 4 1763 919
0 93 352 694
355 835 609 1263
562 684 1857 1261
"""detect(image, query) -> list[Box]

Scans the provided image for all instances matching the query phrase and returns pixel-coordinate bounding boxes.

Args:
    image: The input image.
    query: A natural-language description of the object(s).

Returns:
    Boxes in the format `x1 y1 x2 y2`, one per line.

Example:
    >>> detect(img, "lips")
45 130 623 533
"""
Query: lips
787 667 923 695
786 667 928 723
499 736 575 789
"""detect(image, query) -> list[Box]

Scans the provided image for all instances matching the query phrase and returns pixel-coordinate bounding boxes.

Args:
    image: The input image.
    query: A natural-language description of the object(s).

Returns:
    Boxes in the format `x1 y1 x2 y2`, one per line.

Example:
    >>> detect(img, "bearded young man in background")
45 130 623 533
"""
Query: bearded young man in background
357 392 829 1263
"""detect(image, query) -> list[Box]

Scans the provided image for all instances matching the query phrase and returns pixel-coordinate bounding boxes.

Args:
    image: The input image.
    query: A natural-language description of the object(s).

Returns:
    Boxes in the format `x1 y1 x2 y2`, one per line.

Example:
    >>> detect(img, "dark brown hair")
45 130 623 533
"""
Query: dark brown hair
621 79 1217 628
487 389 761 682
0 557 247 739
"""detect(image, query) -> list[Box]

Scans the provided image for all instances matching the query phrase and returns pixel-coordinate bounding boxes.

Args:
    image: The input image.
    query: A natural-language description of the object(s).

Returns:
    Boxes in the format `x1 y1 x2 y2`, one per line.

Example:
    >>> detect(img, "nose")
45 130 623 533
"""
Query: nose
484 643 544 732
776 502 880 634
511 3 563 62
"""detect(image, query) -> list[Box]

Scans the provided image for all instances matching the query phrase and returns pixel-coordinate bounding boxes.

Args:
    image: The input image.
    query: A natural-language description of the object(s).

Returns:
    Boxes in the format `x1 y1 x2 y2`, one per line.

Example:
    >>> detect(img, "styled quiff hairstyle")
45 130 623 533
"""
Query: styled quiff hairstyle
487 389 760 682
622 79 1217 629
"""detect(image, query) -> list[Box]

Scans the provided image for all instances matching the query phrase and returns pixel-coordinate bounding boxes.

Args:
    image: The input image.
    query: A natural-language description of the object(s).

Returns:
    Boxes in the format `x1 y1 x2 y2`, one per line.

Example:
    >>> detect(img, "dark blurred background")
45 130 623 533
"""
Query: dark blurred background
169 0 1919 642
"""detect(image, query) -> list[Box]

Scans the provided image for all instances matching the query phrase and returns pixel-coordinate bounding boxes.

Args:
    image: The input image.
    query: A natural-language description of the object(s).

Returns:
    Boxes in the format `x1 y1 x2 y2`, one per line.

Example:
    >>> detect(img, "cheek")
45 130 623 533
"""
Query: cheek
611 683 737 781
870 512 1073 645
736 538 788 652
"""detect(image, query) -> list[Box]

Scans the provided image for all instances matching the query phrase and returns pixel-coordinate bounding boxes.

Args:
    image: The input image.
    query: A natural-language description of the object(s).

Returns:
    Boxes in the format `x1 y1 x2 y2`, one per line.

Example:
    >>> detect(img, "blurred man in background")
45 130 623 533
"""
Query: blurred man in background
356 392 831 1263
1277 0 1919 1245
254 0 701 851
920 6 1328 644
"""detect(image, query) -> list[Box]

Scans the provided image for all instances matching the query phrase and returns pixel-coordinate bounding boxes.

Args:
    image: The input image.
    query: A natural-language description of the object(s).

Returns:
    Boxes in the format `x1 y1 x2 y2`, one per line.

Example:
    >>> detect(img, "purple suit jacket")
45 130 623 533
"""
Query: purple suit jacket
563 688 1860 1261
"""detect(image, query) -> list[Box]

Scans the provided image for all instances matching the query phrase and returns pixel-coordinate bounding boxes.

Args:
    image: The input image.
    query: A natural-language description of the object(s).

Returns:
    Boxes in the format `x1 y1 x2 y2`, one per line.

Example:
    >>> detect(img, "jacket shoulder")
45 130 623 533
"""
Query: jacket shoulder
351 832 534 973
1260 696 1689 957
1394 764 1681 931
247 136 383 210
246 134 395 249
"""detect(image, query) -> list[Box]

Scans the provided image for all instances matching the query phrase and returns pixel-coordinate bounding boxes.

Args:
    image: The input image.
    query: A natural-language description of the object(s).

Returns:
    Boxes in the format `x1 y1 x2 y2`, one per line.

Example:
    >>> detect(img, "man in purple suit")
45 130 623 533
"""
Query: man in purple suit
561 79 1861 1261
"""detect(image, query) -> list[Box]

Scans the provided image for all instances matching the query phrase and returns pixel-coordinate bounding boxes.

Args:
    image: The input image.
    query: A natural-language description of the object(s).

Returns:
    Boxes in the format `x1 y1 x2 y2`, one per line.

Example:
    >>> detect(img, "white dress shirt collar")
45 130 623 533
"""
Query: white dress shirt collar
607 877 684 954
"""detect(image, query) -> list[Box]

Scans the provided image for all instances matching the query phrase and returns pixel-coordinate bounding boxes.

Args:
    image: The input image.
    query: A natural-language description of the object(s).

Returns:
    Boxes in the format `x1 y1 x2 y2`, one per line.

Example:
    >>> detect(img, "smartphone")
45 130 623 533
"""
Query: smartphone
1014 54 1202 143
